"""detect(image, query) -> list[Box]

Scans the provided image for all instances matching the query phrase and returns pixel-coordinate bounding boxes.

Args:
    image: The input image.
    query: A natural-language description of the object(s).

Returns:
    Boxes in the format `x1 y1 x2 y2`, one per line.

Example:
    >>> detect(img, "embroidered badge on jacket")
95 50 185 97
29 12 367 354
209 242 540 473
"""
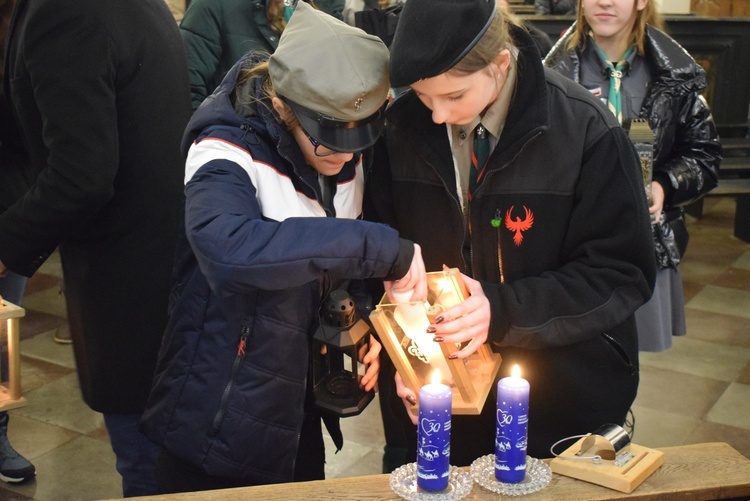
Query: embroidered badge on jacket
505 206 534 245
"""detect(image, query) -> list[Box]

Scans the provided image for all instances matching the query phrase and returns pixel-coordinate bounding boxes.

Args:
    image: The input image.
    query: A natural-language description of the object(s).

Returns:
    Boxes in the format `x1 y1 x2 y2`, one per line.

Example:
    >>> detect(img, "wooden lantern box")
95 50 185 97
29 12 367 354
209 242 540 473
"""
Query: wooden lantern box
370 268 502 414
0 298 27 412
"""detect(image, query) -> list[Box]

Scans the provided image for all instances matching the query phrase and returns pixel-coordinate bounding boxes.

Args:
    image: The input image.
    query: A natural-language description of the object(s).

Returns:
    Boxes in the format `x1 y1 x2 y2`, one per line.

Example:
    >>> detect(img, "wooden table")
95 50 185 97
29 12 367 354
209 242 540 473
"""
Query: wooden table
121 442 750 501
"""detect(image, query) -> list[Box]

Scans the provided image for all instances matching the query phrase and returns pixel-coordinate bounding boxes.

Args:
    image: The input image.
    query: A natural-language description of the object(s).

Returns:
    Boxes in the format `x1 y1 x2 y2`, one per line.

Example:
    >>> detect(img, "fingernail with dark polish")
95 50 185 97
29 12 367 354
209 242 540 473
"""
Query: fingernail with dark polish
407 396 417 405
433 336 443 342
426 327 436 333
448 354 458 360
435 316 444 324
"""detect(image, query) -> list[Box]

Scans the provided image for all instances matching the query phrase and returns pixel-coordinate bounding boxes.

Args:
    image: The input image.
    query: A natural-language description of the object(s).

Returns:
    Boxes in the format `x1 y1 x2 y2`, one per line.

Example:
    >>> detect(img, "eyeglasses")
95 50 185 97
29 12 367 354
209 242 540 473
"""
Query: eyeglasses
301 128 344 157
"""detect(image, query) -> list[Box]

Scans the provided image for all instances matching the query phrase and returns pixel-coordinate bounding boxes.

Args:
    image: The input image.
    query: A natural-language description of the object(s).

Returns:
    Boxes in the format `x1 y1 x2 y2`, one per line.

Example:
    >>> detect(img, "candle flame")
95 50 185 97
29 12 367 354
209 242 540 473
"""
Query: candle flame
431 369 441 385
512 364 521 378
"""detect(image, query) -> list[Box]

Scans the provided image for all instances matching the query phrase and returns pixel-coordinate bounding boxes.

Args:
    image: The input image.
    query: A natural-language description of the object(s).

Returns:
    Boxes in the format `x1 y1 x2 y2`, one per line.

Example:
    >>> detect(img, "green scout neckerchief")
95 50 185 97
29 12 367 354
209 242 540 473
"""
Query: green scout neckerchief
593 39 635 125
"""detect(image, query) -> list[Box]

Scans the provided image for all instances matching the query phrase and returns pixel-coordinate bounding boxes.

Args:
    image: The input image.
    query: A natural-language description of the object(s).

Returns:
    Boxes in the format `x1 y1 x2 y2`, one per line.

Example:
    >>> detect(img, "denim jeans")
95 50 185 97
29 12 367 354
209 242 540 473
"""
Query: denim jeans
103 413 160 497
0 272 28 305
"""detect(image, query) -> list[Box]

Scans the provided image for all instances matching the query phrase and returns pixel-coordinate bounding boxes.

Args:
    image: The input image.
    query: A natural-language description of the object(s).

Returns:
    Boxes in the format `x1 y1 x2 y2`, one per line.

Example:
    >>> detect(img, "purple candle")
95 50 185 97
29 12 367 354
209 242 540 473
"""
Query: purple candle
495 364 529 483
417 370 452 491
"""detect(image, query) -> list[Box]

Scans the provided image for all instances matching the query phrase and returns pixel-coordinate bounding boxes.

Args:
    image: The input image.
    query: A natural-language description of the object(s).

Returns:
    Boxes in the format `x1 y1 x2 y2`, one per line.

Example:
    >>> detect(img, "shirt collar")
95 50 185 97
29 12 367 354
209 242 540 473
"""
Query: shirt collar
454 47 519 145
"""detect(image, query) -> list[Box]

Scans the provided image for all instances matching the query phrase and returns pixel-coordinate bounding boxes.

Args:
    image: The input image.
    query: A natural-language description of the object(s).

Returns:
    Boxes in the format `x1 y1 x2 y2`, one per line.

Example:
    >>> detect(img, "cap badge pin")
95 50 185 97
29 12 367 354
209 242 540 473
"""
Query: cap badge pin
354 97 363 112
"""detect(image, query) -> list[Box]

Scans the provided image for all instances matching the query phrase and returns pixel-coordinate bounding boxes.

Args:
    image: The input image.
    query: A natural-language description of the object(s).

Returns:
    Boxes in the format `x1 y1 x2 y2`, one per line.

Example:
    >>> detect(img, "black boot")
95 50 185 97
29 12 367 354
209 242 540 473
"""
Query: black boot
0 412 36 483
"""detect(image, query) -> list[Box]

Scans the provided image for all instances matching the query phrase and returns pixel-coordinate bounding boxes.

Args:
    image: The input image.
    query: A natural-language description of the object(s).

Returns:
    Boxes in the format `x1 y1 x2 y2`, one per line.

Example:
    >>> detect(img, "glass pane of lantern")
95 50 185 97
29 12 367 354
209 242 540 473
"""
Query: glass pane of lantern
372 269 503 414
375 271 467 387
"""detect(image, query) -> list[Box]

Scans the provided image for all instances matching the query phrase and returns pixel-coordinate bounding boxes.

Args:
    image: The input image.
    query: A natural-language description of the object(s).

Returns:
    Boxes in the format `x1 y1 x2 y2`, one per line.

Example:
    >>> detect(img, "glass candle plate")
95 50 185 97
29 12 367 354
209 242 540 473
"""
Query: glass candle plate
470 455 552 496
390 463 473 500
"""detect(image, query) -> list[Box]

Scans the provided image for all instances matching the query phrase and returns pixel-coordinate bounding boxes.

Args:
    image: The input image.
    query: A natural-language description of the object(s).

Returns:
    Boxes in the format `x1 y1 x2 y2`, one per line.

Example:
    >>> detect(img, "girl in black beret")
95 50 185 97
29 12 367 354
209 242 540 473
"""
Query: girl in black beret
366 0 656 469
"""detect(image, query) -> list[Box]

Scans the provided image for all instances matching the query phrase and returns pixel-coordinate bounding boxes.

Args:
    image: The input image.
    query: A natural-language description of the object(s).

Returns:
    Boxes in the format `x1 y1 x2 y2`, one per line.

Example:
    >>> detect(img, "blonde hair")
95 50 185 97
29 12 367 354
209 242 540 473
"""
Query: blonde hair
267 0 287 34
234 59 300 130
447 6 515 76
567 0 664 55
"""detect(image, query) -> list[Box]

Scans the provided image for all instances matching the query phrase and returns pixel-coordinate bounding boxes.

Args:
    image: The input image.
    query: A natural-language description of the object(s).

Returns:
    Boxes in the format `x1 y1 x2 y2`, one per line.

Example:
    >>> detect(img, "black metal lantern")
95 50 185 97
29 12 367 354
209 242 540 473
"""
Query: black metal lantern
313 289 374 417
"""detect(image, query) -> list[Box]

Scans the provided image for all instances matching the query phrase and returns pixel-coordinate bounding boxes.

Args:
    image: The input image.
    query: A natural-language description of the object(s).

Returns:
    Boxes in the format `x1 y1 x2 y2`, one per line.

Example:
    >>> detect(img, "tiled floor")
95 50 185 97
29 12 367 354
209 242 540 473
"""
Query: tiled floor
0 196 748 500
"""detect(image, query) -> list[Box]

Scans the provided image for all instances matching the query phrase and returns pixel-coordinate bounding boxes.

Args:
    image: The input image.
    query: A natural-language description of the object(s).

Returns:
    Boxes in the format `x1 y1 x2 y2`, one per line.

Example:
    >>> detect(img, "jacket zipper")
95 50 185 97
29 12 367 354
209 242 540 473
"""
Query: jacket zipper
291 277 330 475
493 209 505 283
277 143 333 216
467 203 473 274
209 326 249 436
474 130 543 283
290 371 308 478
431 171 468 269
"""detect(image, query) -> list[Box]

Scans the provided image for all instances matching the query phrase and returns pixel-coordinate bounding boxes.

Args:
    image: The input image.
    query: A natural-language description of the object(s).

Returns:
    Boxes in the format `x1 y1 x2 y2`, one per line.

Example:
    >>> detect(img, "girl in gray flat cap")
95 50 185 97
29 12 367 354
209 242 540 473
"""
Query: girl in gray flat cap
368 0 656 469
141 2 425 492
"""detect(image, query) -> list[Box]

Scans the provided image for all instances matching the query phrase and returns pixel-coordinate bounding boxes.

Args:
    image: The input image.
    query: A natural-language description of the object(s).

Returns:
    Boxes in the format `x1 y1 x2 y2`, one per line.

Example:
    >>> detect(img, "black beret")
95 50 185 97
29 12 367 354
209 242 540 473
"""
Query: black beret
389 0 497 88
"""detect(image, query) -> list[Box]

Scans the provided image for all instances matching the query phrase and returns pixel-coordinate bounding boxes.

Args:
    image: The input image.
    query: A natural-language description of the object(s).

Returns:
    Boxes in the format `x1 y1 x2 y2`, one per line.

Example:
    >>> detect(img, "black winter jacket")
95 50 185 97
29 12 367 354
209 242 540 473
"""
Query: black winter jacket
544 24 721 267
365 26 656 456
535 0 576 15
2 0 191 413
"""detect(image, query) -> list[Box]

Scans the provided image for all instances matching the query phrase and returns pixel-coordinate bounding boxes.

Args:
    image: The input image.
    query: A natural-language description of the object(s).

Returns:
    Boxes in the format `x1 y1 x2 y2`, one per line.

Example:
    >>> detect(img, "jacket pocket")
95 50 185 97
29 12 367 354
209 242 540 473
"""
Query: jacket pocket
601 332 637 376
209 326 249 436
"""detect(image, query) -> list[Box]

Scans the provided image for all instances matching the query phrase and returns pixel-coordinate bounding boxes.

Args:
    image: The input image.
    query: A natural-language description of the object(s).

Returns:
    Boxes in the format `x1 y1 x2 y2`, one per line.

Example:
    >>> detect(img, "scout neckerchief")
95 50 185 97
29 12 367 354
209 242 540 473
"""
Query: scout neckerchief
592 39 635 125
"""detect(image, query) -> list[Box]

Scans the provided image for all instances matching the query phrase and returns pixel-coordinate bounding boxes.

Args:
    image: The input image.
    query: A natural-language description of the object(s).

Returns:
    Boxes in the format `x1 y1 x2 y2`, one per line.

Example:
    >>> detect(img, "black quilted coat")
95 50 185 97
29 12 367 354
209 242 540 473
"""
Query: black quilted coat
545 23 722 268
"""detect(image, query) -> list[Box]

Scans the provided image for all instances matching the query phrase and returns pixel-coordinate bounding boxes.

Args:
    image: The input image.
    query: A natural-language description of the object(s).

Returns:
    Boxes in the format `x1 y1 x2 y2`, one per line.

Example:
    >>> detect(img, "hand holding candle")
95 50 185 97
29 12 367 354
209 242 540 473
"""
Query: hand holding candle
417 370 452 491
391 289 453 384
495 364 529 483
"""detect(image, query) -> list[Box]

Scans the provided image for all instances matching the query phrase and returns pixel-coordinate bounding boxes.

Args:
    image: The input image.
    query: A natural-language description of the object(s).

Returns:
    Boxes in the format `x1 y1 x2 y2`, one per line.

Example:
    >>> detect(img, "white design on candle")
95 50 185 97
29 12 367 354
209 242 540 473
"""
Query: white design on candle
516 437 528 451
496 436 511 453
420 418 441 436
497 409 513 427
418 446 440 461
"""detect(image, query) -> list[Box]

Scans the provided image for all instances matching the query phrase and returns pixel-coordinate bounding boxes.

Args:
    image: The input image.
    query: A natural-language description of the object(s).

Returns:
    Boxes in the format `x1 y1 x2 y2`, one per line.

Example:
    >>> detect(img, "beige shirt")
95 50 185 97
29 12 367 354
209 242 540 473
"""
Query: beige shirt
449 49 518 211
164 0 187 23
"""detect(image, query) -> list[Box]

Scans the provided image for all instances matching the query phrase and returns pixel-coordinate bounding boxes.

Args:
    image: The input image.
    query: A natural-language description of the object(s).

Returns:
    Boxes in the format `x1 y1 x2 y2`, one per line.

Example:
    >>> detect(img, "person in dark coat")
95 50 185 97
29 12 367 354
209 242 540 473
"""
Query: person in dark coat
544 0 720 352
180 0 345 111
0 0 35 484
0 0 192 495
535 0 576 15
365 0 656 469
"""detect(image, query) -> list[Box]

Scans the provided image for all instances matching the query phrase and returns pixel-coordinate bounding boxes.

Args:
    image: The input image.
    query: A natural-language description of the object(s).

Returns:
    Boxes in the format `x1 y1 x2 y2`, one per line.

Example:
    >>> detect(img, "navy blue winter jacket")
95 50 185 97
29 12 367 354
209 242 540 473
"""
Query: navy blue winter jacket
141 53 411 484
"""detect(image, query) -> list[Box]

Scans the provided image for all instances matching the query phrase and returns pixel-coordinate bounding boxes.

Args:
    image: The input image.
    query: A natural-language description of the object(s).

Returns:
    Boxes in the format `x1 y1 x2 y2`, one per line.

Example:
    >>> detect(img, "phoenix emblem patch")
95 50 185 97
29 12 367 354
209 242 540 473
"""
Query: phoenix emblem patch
505 205 534 245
